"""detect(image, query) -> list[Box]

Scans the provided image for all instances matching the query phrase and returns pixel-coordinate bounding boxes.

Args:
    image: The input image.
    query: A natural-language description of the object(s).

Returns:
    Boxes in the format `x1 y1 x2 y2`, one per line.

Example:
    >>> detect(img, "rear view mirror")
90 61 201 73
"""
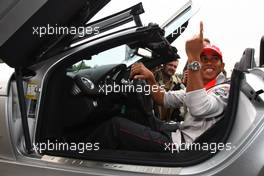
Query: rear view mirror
136 48 152 58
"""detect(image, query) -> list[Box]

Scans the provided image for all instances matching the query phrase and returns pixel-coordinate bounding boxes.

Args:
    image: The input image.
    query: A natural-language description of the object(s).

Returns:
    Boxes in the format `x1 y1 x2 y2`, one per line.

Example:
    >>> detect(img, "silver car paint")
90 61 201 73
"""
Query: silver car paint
0 64 16 160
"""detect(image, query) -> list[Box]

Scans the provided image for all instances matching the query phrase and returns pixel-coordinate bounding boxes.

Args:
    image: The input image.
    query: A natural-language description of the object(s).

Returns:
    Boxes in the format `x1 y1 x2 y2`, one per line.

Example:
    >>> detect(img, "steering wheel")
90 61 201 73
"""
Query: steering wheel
122 78 154 117
73 75 101 96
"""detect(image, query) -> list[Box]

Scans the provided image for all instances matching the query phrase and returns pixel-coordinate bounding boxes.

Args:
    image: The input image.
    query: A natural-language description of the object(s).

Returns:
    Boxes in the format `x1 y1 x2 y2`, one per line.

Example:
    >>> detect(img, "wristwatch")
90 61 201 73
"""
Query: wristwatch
187 61 201 71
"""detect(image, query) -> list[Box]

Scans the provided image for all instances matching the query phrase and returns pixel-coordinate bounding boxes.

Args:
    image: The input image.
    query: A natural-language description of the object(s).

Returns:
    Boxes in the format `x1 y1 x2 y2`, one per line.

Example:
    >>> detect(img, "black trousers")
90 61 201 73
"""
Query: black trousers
88 117 174 152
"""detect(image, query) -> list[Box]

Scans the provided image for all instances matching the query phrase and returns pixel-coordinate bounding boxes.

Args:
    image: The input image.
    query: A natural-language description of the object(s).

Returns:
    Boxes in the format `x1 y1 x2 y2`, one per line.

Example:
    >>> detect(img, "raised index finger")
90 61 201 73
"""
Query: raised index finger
199 21 203 40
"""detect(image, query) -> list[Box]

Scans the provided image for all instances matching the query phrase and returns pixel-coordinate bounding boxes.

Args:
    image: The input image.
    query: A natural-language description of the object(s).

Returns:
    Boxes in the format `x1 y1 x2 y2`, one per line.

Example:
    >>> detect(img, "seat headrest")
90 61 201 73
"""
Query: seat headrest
235 48 256 71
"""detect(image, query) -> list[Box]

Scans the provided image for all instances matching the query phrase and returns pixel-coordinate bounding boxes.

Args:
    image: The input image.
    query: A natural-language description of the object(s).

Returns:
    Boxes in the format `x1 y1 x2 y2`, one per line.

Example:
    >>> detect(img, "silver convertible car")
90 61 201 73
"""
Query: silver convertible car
0 0 264 175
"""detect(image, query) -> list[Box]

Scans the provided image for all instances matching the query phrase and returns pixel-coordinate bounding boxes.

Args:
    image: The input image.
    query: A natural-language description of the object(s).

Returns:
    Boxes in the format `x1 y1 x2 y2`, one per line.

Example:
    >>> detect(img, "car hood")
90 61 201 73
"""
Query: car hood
0 0 110 68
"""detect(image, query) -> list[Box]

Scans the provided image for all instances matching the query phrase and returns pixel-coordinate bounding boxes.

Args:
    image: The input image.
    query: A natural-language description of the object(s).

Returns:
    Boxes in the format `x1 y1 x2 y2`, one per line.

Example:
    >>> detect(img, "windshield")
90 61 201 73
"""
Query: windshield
71 44 142 71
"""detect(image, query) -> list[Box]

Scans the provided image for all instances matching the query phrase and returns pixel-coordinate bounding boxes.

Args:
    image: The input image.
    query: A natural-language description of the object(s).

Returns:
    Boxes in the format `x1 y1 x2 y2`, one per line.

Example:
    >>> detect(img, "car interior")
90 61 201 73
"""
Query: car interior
32 34 264 166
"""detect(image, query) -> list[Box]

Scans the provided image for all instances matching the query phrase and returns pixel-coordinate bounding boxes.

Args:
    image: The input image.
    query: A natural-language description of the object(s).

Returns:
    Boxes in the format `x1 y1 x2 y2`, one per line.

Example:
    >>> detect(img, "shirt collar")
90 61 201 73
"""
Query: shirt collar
204 72 226 90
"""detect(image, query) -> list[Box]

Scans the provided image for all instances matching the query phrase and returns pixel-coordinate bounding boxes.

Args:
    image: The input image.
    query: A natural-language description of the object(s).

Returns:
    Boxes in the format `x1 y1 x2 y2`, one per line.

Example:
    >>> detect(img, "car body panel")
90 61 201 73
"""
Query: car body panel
0 96 16 161
0 64 15 160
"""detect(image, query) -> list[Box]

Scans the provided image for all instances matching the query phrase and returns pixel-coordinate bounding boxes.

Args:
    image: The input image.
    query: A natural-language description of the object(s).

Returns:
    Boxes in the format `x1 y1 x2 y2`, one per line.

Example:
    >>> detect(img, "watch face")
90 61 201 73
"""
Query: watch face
188 61 201 71
193 62 200 70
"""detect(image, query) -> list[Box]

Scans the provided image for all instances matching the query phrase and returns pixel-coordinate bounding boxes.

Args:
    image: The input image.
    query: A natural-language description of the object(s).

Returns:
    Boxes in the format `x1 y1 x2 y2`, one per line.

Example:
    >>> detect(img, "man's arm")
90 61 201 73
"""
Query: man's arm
130 22 205 106
130 63 165 106
184 22 229 117
185 22 204 92
185 84 230 118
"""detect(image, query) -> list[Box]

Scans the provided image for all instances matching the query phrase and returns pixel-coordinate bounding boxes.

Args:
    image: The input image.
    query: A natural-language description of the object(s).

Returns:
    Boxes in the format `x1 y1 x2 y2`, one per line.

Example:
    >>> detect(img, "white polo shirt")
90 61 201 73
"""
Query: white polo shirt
163 74 230 144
